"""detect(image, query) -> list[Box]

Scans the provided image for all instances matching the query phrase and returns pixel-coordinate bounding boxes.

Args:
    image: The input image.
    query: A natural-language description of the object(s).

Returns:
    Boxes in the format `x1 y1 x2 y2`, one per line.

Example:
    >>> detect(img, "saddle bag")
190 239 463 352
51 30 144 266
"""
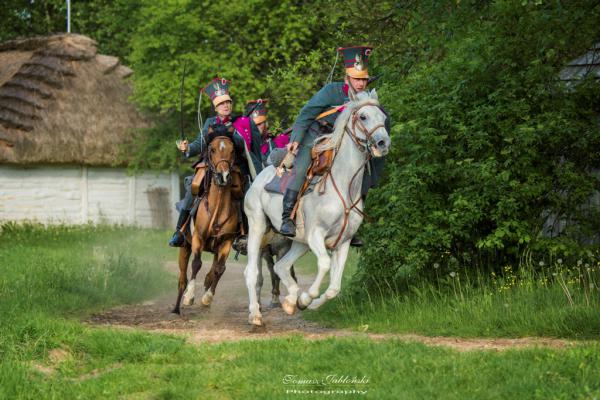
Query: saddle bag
191 161 208 196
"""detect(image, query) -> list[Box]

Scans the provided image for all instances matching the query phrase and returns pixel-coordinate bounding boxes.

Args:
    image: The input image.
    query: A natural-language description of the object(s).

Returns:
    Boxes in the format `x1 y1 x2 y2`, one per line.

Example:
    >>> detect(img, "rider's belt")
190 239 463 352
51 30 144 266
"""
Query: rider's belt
315 104 346 120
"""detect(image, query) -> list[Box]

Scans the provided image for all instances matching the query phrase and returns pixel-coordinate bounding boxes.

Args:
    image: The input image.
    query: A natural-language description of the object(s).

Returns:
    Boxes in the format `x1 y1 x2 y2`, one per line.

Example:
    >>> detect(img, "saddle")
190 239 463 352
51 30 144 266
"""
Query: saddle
264 138 334 196
309 141 334 176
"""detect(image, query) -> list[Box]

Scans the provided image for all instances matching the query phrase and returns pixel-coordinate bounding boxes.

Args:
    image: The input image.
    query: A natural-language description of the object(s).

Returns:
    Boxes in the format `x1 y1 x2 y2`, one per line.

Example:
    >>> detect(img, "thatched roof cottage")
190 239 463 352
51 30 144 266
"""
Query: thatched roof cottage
0 34 178 228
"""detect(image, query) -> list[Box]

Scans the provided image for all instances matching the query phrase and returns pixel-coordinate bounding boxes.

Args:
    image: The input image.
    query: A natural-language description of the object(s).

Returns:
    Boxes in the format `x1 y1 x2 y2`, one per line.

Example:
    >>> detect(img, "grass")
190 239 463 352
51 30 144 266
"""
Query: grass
3 333 600 399
0 224 173 358
305 256 600 339
1 224 600 399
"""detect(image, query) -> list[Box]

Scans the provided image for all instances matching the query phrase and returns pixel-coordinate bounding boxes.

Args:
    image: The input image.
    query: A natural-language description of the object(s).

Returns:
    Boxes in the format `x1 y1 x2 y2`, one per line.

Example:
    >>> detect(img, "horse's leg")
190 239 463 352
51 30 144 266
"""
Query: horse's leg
172 243 192 314
265 246 280 307
277 241 298 284
298 229 331 309
244 208 270 326
201 252 217 306
269 240 292 307
308 240 351 309
202 240 232 306
274 241 308 315
290 264 297 283
183 233 203 306
256 248 265 310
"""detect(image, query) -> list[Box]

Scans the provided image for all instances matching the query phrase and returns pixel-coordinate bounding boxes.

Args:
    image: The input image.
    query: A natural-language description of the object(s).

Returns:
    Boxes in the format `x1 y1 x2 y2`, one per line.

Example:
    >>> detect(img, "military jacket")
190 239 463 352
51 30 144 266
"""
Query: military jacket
290 82 349 147
187 115 263 177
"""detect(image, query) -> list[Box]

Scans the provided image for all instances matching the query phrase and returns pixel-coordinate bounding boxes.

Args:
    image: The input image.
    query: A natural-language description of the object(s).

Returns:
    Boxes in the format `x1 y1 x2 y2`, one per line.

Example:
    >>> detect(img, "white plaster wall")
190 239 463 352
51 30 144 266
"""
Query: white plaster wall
0 165 179 228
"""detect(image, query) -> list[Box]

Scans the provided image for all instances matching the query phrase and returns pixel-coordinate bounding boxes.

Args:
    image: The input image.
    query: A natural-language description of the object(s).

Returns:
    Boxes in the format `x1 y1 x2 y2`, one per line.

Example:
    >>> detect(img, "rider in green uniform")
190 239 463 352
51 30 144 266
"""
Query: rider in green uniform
279 46 387 247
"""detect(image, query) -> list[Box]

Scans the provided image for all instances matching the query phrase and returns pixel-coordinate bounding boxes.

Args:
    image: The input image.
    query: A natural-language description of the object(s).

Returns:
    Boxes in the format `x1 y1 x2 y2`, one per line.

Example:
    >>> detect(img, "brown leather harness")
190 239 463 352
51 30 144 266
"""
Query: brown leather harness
204 136 238 239
297 101 386 249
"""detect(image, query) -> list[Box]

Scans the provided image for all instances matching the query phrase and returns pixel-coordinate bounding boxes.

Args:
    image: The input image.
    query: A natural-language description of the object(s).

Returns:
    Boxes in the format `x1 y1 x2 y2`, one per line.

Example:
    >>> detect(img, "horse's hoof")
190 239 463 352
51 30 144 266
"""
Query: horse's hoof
201 292 213 306
296 298 308 310
297 292 311 310
282 299 297 315
269 301 281 308
249 315 263 326
182 297 194 306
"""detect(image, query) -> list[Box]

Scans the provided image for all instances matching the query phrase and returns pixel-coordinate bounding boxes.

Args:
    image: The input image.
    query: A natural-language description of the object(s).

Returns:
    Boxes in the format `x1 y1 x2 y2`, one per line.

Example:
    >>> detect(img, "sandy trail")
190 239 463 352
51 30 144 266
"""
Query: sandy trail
87 261 578 351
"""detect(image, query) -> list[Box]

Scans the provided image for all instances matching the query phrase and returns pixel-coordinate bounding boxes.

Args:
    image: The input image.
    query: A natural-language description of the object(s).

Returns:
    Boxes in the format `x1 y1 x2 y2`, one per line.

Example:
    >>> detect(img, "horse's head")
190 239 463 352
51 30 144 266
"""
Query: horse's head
207 125 235 187
348 90 390 157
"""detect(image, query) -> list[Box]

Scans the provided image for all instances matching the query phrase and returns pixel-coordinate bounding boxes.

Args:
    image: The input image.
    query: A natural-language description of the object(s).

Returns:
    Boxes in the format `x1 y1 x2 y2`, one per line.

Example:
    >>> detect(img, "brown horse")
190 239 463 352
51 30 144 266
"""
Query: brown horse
172 129 241 315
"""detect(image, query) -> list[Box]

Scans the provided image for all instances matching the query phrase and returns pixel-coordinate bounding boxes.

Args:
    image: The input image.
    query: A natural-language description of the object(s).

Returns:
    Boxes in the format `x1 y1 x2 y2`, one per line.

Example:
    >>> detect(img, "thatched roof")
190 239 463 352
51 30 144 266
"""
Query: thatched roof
0 34 147 166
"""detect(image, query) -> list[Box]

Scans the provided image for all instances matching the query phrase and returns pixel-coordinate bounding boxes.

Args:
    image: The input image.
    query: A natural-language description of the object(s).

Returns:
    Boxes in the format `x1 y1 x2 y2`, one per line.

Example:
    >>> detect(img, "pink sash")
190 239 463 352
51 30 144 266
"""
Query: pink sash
232 116 252 149
272 133 290 148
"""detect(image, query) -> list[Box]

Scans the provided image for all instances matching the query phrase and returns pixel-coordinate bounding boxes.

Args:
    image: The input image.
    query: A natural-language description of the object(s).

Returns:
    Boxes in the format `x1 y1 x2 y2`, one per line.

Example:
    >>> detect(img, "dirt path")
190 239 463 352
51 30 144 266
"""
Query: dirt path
87 261 578 351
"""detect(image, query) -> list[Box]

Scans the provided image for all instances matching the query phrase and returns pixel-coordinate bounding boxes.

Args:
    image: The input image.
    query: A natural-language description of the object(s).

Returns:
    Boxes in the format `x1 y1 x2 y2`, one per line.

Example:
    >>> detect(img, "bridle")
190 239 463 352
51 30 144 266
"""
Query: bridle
347 101 386 154
207 136 235 187
203 135 237 238
320 101 387 249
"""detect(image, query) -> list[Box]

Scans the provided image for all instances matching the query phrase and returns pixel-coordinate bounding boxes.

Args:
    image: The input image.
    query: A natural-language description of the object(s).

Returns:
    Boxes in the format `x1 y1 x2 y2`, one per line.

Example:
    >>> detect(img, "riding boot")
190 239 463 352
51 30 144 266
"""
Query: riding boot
233 201 249 255
168 209 190 247
350 195 367 248
280 189 299 237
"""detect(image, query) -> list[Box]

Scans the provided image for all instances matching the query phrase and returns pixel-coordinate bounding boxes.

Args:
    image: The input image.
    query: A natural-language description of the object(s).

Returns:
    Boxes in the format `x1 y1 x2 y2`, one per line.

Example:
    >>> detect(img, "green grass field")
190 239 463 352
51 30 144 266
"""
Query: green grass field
305 256 600 340
1 224 599 399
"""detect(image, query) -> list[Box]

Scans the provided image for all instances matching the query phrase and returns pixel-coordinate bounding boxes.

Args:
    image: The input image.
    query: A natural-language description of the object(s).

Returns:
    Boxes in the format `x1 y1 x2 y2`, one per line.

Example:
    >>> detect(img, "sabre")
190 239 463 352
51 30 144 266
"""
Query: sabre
175 60 189 158
178 60 188 143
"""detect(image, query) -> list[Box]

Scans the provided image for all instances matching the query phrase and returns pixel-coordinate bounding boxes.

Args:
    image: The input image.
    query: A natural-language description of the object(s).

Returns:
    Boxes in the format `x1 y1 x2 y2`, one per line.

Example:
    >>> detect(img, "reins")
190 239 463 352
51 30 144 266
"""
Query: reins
203 137 237 239
319 102 382 249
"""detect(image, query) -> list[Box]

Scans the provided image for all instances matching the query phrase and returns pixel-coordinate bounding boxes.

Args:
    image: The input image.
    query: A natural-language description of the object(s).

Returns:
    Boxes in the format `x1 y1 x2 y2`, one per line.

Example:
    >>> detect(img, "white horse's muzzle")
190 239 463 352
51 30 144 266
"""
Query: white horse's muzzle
370 130 391 157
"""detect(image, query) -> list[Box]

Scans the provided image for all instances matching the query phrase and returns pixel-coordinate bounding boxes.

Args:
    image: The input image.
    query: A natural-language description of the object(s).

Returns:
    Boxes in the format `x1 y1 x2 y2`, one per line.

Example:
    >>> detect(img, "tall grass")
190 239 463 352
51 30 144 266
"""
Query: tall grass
307 253 600 339
0 224 172 359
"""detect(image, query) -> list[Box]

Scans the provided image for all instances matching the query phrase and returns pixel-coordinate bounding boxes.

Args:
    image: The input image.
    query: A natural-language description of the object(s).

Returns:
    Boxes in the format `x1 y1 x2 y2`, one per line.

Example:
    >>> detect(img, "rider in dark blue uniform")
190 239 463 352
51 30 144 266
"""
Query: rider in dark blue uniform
168 77 262 247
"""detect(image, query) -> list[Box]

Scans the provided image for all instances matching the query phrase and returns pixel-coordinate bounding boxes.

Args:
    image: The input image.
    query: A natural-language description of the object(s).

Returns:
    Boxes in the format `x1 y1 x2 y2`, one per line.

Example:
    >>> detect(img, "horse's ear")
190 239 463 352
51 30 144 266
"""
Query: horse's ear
208 125 214 134
370 89 378 100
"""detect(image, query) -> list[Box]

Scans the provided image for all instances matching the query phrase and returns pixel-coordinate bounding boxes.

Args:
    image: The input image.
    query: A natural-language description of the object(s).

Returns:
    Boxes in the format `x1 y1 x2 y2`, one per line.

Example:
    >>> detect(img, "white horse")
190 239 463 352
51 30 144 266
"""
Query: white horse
243 90 390 326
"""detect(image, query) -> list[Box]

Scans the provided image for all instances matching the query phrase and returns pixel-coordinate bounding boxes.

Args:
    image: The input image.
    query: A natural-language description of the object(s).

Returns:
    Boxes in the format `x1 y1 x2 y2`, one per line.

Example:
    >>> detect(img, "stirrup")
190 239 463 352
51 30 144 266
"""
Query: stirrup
232 235 248 255
280 218 296 237
168 231 185 247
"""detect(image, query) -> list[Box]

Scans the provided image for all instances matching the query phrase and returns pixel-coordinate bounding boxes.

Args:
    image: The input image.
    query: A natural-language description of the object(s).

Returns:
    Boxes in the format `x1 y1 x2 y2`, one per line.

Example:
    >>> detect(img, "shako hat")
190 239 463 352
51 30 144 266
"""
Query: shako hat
202 77 232 107
245 99 268 125
339 46 373 79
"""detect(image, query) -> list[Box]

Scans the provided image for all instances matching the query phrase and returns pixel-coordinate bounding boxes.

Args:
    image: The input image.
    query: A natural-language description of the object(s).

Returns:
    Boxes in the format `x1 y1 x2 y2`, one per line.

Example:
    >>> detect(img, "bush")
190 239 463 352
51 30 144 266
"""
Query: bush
357 1 600 288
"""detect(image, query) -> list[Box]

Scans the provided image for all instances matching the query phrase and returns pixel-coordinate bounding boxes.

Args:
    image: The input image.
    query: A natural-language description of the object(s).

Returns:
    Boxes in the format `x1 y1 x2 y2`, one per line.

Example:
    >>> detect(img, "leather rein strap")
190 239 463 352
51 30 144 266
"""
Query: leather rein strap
205 136 237 238
323 102 382 249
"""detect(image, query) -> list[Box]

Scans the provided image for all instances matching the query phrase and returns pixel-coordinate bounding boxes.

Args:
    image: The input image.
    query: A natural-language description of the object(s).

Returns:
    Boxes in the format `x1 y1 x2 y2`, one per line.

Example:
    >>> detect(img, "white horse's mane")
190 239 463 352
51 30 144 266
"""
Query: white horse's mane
314 90 380 152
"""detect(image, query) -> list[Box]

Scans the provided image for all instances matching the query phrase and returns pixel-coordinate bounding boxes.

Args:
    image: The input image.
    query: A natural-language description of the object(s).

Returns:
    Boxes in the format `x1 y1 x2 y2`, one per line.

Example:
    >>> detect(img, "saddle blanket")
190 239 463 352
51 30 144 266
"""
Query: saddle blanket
264 169 322 195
